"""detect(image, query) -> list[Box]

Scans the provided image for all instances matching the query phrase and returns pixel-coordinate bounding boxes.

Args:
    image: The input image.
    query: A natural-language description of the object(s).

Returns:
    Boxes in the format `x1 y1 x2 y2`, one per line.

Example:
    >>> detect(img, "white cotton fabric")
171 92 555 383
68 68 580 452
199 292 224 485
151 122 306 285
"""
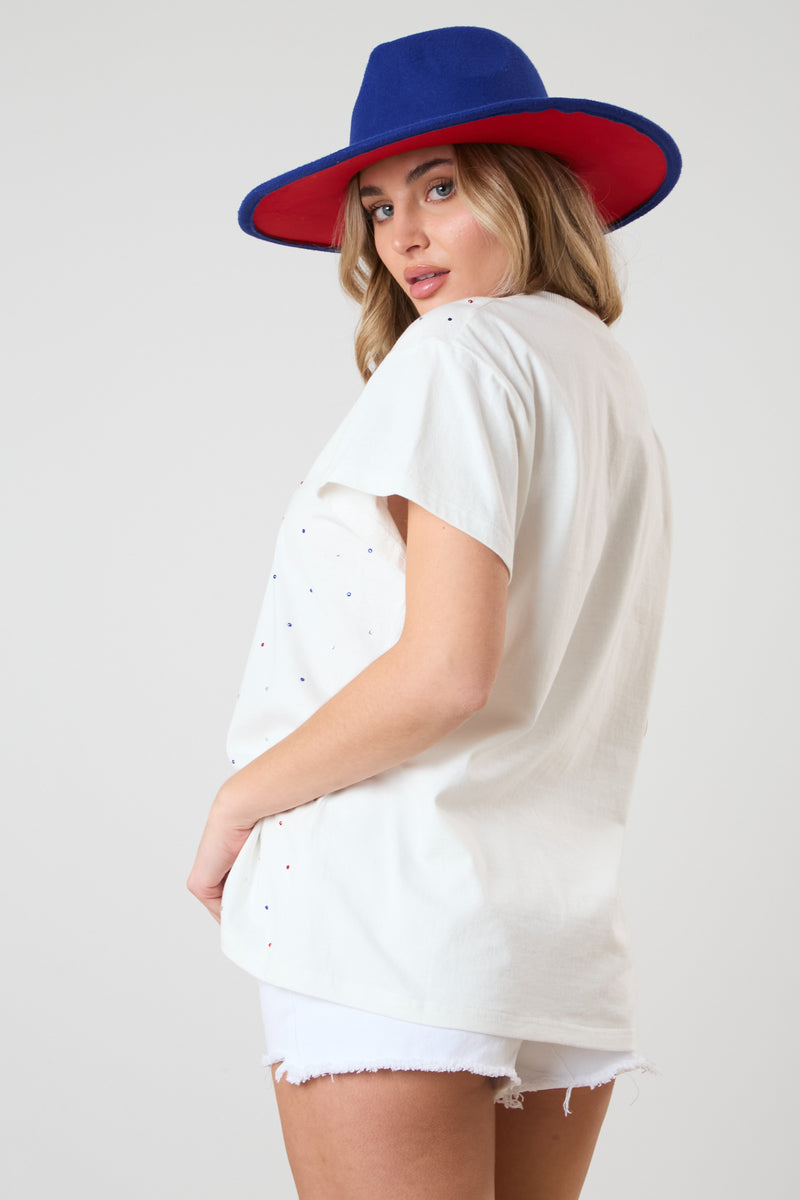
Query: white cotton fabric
220 291 672 1050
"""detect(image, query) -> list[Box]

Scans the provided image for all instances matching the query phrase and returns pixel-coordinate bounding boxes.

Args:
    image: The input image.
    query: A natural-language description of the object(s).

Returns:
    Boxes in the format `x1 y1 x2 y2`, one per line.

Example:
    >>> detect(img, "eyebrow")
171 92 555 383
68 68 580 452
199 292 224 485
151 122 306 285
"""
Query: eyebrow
359 157 454 198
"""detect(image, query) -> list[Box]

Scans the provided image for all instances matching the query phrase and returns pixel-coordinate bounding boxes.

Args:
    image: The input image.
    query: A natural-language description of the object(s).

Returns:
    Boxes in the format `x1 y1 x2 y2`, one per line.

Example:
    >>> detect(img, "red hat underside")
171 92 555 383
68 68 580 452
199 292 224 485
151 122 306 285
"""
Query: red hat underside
253 111 667 247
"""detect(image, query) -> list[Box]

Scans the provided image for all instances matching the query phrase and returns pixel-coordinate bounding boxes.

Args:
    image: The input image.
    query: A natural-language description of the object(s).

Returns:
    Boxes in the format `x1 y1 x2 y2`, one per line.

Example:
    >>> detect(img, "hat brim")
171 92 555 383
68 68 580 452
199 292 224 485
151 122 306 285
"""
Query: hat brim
239 97 681 250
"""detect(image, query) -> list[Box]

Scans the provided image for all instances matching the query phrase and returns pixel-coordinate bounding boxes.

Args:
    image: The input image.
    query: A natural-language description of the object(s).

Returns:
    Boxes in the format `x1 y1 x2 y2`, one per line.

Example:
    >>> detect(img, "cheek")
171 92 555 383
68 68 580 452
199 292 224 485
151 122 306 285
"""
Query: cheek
449 216 507 277
447 213 485 249
372 227 401 273
487 238 511 280
468 232 509 284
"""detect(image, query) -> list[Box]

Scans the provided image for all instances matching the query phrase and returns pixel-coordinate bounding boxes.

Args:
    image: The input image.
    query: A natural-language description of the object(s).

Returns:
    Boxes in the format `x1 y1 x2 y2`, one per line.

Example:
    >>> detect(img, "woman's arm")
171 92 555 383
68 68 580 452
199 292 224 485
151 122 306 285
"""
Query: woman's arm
187 498 510 920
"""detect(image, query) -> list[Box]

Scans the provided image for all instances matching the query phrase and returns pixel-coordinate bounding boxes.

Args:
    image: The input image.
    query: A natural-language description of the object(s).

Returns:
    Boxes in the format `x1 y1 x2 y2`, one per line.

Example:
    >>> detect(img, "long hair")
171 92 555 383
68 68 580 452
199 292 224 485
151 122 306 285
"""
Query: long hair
337 143 623 382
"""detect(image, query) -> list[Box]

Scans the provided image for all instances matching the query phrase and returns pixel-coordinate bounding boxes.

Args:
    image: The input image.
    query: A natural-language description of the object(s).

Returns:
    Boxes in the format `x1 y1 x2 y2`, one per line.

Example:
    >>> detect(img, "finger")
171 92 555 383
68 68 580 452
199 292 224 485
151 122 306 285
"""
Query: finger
186 873 224 922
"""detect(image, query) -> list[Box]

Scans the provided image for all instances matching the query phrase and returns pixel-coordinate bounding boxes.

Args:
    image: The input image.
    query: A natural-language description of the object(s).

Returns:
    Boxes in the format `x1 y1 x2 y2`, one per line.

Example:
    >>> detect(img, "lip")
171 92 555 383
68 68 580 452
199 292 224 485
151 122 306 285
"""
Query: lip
404 265 450 301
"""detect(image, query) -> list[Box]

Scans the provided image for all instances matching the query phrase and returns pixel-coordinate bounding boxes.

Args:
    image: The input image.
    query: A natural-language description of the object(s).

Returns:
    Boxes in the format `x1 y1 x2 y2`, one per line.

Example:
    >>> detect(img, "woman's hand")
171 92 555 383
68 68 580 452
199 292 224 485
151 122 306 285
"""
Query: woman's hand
186 794 254 923
187 500 510 921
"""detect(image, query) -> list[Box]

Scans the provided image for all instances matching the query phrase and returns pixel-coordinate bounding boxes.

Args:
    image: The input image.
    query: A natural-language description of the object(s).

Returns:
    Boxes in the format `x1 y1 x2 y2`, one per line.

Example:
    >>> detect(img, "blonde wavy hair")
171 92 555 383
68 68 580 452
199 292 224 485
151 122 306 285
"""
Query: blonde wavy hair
337 143 623 382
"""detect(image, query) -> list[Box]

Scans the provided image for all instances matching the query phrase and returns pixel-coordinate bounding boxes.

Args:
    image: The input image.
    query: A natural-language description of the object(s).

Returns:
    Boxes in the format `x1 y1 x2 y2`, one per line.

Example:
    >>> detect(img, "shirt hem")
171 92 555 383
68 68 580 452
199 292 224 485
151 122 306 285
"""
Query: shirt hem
221 934 638 1052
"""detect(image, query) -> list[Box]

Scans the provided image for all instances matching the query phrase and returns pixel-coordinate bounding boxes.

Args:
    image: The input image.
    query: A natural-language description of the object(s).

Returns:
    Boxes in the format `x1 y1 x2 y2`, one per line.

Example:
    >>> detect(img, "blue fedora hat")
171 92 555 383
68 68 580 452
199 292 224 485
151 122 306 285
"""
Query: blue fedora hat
239 26 681 250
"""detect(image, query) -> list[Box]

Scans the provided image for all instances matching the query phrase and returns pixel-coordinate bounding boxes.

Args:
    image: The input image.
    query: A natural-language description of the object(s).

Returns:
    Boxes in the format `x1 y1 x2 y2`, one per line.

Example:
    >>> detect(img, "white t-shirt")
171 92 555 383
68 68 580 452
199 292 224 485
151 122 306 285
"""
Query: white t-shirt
220 292 671 1051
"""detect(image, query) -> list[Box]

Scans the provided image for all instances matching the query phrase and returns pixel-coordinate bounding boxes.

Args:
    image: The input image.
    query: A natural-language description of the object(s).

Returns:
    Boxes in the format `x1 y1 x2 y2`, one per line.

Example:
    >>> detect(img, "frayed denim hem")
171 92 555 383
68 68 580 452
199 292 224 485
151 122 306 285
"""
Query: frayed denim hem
497 1055 657 1115
263 1053 657 1116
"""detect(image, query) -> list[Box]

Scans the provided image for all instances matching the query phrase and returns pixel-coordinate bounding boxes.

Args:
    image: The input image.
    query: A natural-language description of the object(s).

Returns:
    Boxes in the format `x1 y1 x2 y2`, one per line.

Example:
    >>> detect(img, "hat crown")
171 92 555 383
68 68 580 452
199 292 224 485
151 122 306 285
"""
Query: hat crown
349 26 547 145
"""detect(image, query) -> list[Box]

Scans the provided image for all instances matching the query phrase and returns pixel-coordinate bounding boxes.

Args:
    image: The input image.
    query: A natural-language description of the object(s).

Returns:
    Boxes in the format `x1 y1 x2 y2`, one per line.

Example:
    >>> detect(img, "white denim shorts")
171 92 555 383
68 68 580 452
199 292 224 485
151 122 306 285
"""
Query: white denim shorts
259 981 653 1114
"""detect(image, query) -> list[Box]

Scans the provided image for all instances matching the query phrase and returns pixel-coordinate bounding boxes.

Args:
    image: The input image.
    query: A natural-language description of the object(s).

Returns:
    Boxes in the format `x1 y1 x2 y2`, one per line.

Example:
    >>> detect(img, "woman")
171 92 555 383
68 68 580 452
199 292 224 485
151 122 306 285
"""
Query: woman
188 26 680 1200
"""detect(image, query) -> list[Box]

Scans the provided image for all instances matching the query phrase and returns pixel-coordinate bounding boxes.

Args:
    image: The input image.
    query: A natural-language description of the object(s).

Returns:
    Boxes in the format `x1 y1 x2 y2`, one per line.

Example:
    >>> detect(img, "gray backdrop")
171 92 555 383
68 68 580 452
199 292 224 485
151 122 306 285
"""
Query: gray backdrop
3 0 797 1196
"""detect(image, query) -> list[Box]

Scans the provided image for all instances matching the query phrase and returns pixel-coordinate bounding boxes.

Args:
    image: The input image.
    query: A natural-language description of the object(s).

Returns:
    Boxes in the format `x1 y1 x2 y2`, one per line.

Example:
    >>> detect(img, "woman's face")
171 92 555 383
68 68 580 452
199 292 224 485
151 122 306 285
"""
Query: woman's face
358 145 509 315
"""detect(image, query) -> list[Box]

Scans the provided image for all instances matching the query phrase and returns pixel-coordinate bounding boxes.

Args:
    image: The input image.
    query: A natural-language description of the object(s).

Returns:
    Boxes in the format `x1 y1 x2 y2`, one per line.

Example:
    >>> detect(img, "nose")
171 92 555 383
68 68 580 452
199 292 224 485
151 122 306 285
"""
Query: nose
391 202 429 255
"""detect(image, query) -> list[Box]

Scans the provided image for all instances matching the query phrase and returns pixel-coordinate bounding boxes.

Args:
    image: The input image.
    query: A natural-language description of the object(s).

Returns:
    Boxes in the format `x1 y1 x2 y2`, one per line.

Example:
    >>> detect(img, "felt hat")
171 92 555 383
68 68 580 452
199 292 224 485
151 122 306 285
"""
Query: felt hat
239 26 681 250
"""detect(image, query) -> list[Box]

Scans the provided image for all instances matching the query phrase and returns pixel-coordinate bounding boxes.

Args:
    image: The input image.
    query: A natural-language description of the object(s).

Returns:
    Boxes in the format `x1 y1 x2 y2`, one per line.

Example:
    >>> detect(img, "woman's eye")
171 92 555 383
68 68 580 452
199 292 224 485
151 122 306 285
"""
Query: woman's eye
368 203 393 224
429 180 454 200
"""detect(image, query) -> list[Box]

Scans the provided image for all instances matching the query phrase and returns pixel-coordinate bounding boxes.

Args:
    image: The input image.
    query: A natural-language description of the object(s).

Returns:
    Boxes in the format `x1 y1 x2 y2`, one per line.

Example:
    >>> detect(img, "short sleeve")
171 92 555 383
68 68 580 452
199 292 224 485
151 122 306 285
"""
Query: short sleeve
322 334 535 577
